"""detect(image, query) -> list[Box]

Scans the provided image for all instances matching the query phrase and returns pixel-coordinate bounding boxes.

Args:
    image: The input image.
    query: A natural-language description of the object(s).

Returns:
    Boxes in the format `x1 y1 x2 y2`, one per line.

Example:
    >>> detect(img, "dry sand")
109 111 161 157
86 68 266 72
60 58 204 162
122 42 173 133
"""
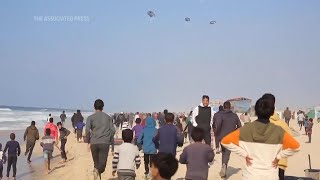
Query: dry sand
5 118 318 180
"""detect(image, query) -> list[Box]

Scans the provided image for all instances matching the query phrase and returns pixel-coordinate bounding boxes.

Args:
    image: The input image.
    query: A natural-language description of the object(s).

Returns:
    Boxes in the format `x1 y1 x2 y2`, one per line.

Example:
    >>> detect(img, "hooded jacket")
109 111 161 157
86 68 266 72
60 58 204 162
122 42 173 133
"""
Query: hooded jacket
221 121 300 180
270 113 292 170
215 110 242 141
44 123 59 141
138 117 157 154
24 125 40 143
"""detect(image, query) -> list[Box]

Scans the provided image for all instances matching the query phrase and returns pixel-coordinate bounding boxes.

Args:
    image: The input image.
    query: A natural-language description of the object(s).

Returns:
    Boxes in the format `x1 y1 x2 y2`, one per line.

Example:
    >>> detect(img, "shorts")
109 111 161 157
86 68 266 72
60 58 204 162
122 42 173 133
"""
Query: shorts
298 121 304 125
43 150 53 160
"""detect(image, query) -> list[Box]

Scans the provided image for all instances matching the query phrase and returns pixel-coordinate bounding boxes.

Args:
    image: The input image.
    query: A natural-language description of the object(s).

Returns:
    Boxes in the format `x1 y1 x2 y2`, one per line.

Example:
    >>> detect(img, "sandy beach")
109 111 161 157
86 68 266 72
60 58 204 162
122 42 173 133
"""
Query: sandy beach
1 117 317 180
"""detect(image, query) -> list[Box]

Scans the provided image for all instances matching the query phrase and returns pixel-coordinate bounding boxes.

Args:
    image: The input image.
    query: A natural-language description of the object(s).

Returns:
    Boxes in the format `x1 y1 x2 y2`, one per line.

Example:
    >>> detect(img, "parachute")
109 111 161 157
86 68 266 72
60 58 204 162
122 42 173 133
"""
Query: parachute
210 21 216 24
147 11 155 18
185 17 191 22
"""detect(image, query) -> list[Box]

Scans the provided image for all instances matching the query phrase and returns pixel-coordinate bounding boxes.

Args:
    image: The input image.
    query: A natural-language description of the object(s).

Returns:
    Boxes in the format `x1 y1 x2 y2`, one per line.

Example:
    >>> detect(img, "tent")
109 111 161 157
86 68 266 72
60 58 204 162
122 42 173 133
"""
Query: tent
307 106 320 120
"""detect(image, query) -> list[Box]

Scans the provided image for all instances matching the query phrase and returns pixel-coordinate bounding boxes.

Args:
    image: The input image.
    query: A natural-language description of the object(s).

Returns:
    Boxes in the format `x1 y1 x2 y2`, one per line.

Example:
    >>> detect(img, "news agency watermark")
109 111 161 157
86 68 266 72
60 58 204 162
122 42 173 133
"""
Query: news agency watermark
33 16 92 23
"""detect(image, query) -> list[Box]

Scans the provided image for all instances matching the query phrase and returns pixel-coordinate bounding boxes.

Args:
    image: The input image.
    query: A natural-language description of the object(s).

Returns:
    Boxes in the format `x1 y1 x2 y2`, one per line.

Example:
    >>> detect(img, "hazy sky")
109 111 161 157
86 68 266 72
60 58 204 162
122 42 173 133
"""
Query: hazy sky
0 0 319 112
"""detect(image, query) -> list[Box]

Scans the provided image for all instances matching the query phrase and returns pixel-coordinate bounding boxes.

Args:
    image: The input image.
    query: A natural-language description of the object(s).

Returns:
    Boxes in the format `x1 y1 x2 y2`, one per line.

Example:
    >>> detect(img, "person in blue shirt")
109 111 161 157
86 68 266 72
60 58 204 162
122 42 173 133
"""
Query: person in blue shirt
3 133 20 179
75 121 86 143
153 113 184 156
138 117 157 177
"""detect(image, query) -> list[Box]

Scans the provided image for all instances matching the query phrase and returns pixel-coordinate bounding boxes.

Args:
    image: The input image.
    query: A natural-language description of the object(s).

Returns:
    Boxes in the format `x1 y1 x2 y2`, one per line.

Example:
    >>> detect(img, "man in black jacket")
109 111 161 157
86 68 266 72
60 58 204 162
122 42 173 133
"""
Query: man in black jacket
212 105 224 154
215 101 242 178
71 110 84 134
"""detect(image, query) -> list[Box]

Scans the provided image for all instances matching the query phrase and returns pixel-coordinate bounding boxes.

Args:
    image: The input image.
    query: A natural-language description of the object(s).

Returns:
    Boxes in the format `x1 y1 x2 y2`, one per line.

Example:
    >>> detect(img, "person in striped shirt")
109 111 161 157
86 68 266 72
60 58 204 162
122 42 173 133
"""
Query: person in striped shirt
112 129 141 180
221 97 300 180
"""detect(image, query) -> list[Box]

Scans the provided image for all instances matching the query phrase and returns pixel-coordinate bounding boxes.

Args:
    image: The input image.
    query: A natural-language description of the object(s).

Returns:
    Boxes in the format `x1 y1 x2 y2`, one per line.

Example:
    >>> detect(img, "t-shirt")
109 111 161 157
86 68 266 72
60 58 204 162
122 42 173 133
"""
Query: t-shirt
132 124 144 138
112 143 141 173
298 114 305 122
122 122 129 129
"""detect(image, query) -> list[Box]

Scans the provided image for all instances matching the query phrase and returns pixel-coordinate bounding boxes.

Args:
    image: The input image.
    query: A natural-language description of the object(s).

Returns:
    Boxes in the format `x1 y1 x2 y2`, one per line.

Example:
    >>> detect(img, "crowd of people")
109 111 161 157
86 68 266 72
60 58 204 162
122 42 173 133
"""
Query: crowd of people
0 109 86 179
84 94 303 180
0 93 311 180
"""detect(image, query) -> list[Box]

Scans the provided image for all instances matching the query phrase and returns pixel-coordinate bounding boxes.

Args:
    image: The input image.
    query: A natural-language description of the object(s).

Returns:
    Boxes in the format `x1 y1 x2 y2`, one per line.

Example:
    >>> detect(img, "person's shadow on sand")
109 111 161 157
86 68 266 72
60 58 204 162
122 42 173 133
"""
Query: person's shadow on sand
226 166 242 179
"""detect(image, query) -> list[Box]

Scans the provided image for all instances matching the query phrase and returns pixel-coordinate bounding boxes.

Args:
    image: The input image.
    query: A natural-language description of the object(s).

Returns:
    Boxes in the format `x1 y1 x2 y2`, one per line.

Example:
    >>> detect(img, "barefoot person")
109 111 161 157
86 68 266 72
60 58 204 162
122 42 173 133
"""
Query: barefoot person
23 121 39 163
41 129 60 174
3 133 20 180
221 97 300 180
192 95 215 146
86 99 116 180
57 122 70 163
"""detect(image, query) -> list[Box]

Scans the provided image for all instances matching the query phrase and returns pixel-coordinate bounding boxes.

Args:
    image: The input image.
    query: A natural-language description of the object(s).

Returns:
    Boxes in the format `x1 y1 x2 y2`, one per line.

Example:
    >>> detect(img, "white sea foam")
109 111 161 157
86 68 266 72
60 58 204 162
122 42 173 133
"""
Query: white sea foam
0 108 12 111
0 108 92 130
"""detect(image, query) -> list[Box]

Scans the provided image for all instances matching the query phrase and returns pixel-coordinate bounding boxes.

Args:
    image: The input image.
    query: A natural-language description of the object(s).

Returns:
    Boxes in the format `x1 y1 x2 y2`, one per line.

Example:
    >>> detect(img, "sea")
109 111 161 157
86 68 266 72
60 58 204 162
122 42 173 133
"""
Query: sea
0 105 93 131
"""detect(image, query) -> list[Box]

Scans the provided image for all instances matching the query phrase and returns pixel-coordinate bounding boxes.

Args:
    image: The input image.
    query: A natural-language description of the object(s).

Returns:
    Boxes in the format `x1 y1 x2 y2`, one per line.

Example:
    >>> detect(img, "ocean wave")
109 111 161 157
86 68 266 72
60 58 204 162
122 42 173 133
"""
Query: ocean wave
0 108 12 111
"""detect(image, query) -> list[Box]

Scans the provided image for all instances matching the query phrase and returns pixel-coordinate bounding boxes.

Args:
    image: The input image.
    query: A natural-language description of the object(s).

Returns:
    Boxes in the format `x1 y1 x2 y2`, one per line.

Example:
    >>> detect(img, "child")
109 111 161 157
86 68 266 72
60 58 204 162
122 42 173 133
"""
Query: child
179 127 215 180
112 129 141 179
153 113 184 156
75 121 85 142
132 118 144 151
306 118 314 143
181 116 188 143
304 116 309 135
3 133 20 180
150 153 179 180
0 143 7 180
57 122 70 163
137 117 157 177
41 128 60 174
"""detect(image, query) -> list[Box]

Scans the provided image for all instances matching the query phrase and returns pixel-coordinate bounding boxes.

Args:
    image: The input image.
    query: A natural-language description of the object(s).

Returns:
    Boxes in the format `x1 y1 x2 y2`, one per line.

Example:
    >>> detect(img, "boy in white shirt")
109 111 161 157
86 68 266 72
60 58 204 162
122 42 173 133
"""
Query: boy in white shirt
112 129 141 180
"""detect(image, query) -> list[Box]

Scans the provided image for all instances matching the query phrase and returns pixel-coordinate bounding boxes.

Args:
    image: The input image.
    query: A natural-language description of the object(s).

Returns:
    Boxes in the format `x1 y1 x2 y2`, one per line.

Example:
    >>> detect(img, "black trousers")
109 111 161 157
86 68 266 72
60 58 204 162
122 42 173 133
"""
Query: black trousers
144 154 155 174
203 129 211 146
26 141 35 161
285 118 290 126
279 168 285 180
215 135 220 150
61 139 67 160
91 144 110 174
221 144 231 166
0 163 3 178
77 129 83 141
134 138 142 151
7 156 17 177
